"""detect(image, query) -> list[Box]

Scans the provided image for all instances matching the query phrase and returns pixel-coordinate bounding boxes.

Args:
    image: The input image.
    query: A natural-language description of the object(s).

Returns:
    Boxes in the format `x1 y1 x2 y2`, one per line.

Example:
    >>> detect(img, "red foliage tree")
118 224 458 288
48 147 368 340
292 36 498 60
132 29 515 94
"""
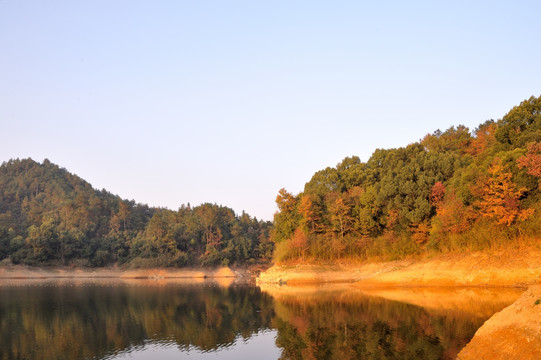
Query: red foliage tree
430 182 446 207
517 141 541 179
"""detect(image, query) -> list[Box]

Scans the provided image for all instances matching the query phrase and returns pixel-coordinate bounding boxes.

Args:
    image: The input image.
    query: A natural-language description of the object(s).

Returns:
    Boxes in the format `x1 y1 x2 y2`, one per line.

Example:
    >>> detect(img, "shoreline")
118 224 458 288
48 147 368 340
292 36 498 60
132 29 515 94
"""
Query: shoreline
257 247 541 360
0 265 256 280
257 247 541 287
3 247 540 359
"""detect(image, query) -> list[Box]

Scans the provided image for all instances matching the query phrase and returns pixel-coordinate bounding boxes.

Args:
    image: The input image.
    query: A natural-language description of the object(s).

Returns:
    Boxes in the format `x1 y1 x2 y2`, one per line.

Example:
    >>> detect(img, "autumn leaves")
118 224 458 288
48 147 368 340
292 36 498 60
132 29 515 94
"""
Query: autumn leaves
271 96 541 262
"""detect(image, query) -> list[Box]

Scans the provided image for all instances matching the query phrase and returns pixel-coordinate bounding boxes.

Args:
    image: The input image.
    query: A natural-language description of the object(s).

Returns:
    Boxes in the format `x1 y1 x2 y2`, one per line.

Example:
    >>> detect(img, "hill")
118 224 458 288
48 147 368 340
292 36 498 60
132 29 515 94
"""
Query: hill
2 95 540 268
272 95 541 262
0 159 273 267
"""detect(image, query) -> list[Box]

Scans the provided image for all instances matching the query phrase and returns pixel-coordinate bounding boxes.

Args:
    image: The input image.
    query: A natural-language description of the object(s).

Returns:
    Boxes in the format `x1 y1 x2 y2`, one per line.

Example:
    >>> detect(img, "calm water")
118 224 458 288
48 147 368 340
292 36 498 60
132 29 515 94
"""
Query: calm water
0 279 522 360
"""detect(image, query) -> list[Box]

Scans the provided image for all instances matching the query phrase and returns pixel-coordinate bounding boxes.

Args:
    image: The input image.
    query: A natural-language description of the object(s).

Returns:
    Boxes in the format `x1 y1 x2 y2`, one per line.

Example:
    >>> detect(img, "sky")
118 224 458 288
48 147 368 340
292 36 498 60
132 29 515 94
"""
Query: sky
1 1 540 221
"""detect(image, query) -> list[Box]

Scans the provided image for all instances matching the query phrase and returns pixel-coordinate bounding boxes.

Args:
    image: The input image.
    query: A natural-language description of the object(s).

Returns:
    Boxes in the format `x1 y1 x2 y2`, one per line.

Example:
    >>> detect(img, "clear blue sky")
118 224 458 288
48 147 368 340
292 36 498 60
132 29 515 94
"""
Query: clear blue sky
1 1 540 221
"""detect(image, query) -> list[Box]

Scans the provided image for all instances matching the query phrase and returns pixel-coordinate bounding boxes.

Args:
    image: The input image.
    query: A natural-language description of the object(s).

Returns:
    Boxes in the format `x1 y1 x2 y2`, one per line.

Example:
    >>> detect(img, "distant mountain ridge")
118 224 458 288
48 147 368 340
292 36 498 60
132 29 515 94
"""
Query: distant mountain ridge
0 158 273 267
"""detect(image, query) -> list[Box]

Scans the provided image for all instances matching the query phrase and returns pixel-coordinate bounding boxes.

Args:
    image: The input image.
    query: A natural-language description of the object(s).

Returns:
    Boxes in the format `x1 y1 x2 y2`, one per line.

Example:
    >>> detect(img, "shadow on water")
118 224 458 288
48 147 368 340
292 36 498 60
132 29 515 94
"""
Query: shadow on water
0 279 522 360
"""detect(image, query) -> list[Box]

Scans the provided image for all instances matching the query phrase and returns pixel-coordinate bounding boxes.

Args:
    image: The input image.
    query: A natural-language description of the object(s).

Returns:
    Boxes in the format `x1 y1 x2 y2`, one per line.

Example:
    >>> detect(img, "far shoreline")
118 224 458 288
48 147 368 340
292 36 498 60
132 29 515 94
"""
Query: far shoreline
0 264 260 280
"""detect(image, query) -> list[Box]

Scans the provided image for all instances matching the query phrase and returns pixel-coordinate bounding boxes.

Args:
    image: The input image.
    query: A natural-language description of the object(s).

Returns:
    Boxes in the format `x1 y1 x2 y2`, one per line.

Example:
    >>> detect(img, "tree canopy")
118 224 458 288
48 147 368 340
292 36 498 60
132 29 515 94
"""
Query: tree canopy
0 159 273 267
2 95 540 267
272 95 541 262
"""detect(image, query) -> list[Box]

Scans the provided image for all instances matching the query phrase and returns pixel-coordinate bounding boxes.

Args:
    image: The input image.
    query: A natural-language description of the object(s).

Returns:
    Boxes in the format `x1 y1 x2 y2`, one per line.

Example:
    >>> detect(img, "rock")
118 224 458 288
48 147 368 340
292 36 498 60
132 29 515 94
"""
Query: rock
457 285 541 360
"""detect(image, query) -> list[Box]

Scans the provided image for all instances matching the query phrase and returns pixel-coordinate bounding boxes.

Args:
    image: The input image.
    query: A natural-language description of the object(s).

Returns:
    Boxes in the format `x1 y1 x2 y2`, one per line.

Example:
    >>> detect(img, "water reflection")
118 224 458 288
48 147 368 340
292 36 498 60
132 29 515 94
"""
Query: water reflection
0 280 275 360
263 284 522 360
105 331 281 360
0 280 522 360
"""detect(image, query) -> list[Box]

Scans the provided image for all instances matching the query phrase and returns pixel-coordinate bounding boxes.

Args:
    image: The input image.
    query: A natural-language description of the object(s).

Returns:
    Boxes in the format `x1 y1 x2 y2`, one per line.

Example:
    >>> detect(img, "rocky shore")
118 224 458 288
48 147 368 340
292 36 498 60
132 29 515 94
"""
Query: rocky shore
457 285 541 360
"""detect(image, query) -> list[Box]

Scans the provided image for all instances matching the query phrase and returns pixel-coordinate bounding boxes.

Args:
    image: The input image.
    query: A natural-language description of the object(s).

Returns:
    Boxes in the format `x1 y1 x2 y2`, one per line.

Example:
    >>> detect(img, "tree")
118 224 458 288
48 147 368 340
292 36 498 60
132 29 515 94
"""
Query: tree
421 125 472 154
289 228 309 261
26 217 60 263
495 95 541 147
475 159 534 226
276 188 296 213
326 192 353 238
466 121 497 156
430 182 446 206
438 190 474 233
272 189 299 244
0 158 272 267
297 194 320 233
517 141 541 179
411 220 430 246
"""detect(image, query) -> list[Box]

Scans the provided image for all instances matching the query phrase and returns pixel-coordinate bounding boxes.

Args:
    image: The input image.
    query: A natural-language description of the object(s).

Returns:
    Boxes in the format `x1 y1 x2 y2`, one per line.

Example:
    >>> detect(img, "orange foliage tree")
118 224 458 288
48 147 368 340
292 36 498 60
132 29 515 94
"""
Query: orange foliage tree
475 159 534 226
432 190 475 234
297 194 320 233
466 122 497 156
276 188 297 212
411 220 430 246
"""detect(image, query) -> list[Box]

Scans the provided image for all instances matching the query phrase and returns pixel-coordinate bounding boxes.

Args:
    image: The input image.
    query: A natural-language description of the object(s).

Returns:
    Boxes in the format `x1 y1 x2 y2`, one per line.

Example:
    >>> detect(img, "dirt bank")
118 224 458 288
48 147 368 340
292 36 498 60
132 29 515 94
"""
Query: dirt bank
257 247 541 287
457 285 541 360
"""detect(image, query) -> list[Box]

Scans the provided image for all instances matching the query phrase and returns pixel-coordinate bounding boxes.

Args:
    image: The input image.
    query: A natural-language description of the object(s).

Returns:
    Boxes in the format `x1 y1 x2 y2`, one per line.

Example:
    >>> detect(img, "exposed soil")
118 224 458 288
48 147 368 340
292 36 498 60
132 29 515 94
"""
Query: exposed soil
457 285 541 360
257 247 541 287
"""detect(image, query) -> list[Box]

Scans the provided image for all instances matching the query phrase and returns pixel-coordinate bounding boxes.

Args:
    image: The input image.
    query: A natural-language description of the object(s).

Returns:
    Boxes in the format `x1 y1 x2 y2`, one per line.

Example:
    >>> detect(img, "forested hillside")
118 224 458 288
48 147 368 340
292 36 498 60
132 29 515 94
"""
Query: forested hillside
2 96 540 268
0 159 273 267
272 95 541 262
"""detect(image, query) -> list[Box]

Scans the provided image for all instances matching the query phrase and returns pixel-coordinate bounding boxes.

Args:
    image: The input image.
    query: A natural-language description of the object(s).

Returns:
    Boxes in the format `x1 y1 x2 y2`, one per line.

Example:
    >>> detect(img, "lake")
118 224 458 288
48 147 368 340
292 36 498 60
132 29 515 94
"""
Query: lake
0 279 522 360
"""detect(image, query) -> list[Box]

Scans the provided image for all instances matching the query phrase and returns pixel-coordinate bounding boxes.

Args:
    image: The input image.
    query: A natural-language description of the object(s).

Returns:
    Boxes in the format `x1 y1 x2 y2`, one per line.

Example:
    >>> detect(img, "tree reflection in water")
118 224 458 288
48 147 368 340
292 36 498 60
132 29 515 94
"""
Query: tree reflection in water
0 280 521 360
0 280 275 360
268 285 521 360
